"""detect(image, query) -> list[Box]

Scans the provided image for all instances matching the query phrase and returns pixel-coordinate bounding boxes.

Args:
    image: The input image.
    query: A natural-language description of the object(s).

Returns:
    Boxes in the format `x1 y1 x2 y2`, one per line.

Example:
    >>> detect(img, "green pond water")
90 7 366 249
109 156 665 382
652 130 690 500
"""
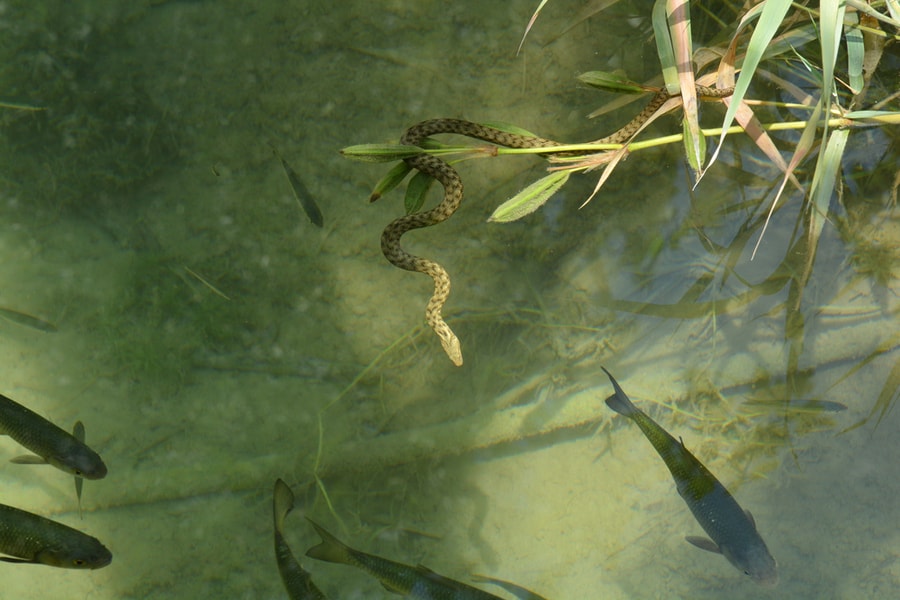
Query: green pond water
1 1 898 598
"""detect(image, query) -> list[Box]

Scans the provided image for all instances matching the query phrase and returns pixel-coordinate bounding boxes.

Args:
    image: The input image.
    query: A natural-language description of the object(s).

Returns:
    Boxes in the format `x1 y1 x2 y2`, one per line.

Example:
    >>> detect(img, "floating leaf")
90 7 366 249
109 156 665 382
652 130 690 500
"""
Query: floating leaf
488 171 570 223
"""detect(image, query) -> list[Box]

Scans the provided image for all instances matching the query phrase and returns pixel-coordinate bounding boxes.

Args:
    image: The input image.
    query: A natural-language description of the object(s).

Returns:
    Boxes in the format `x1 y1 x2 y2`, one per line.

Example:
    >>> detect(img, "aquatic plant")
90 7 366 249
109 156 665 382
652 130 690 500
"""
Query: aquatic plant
341 0 900 426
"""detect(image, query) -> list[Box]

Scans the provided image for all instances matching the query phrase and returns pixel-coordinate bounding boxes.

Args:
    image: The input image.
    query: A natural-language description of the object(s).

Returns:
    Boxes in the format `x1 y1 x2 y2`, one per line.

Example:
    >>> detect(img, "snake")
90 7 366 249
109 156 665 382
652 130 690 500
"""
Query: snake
380 85 734 367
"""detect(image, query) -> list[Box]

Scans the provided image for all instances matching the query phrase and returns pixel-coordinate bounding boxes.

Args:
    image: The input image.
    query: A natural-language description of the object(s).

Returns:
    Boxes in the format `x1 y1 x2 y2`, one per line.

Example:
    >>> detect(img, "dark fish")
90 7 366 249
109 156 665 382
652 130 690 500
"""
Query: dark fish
272 146 324 227
0 392 107 511
273 479 327 600
602 368 778 586
305 518 504 599
0 502 111 568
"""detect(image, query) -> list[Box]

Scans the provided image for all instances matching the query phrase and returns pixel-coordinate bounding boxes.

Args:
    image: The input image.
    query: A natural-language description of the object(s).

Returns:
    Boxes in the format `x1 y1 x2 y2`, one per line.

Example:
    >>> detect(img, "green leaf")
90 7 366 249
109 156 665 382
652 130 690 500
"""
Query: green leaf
709 0 793 165
808 128 849 231
340 144 423 163
488 171 570 223
844 111 900 123
844 13 865 93
404 170 434 214
369 161 412 202
651 0 678 91
682 117 705 172
576 71 647 94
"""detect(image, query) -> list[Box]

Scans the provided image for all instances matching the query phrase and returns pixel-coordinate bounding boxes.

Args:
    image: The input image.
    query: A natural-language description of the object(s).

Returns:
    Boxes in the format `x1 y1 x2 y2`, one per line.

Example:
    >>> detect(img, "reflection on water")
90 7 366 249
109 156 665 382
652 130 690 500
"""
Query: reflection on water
0 1 898 598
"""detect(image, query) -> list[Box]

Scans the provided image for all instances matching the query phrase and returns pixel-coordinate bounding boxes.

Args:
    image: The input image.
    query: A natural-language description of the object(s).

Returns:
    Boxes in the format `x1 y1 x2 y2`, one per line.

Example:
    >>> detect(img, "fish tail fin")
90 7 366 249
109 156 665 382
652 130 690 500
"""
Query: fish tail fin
602 367 639 417
305 518 353 565
273 479 294 532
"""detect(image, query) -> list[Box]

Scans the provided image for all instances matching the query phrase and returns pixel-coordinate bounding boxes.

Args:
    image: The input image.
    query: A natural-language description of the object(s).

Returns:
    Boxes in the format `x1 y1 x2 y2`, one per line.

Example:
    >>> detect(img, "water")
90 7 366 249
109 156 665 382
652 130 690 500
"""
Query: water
0 1 898 598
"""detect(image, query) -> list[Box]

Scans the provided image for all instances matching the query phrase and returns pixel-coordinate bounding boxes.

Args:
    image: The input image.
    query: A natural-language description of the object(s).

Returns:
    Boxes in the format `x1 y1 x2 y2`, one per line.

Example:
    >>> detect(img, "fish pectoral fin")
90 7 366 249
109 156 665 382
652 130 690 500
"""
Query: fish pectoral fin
685 536 721 554
0 556 36 564
10 454 47 465
379 580 406 594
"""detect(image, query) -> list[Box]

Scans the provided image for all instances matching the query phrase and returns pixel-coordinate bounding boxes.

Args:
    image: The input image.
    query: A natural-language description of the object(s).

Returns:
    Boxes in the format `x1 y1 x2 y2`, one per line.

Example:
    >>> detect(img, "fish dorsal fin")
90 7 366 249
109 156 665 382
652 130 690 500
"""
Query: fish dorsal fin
10 454 47 465
686 536 721 554
745 509 756 528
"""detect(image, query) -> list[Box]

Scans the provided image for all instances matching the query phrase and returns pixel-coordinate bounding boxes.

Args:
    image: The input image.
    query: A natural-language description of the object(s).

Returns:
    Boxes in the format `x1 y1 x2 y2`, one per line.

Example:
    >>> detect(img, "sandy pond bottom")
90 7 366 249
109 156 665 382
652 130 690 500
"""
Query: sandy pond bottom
1 222 898 600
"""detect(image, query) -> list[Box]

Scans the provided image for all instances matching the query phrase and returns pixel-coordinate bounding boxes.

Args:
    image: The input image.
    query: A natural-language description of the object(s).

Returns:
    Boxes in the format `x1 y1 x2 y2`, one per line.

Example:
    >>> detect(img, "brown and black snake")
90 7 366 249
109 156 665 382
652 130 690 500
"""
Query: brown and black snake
379 85 733 366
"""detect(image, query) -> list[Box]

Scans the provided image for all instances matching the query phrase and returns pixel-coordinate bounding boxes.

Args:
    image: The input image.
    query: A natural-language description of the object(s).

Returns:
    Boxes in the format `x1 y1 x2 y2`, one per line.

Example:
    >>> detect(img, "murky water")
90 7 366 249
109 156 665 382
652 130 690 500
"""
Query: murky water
1 1 898 598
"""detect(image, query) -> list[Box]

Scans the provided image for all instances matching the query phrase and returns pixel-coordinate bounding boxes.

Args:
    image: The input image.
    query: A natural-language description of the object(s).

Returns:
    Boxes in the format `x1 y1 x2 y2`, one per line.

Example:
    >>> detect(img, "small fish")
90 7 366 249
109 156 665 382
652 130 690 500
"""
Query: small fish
602 368 778 586
305 518 504 599
273 479 327 600
272 146 324 228
0 393 107 507
0 502 112 568
0 306 57 333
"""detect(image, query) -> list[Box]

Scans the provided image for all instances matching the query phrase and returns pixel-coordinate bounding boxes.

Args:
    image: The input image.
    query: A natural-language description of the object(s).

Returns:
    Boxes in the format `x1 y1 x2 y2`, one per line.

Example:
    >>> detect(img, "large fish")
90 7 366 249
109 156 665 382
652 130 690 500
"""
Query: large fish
273 479 327 600
0 393 107 511
0 502 111 568
602 368 778 586
305 518 506 599
0 392 107 480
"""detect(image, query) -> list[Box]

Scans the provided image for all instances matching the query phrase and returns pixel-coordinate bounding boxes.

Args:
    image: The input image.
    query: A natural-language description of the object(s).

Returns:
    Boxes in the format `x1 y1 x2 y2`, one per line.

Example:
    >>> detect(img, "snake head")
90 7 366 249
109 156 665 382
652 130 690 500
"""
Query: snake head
441 333 464 367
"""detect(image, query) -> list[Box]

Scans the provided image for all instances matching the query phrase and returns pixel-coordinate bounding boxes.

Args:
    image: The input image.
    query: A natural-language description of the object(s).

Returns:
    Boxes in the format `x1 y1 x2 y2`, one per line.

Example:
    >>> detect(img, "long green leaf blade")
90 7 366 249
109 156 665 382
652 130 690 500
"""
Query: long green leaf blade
488 171 570 223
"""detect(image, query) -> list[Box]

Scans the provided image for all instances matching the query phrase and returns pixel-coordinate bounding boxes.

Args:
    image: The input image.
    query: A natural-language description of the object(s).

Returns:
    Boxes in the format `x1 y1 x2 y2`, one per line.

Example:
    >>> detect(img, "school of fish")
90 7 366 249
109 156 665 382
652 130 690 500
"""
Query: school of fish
0 392 111 569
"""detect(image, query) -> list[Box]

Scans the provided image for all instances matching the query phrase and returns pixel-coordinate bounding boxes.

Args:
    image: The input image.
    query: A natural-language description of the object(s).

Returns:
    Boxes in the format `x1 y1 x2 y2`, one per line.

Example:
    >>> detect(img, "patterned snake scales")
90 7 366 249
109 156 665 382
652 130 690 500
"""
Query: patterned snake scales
380 85 733 366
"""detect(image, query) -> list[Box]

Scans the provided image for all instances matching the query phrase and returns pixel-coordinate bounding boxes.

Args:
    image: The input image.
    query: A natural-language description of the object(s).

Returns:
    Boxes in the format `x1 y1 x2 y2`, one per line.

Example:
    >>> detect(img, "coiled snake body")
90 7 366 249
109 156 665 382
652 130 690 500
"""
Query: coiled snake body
380 86 732 366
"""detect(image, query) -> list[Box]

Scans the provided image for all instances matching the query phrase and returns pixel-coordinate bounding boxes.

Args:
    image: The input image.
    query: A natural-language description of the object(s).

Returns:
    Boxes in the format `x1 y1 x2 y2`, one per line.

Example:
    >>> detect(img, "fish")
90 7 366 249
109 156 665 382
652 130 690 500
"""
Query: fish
272 146 324 228
305 518 505 599
0 306 57 333
602 368 778 586
0 501 112 568
273 479 328 600
0 393 107 510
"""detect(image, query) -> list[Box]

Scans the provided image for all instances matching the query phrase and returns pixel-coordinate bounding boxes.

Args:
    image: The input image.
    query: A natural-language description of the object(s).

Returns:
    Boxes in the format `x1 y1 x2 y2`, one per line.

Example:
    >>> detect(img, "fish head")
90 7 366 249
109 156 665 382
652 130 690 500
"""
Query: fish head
51 441 108 479
722 541 778 587
36 537 112 569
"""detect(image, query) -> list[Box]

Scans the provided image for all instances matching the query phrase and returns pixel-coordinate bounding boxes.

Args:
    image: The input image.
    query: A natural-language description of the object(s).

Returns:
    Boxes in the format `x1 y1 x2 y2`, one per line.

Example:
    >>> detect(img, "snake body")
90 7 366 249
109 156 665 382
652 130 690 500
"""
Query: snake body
381 86 733 366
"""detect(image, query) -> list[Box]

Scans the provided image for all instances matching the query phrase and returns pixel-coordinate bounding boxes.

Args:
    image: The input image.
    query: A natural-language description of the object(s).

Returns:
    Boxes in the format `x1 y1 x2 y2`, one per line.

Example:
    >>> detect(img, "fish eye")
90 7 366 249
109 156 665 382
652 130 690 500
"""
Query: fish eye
73 559 85 566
